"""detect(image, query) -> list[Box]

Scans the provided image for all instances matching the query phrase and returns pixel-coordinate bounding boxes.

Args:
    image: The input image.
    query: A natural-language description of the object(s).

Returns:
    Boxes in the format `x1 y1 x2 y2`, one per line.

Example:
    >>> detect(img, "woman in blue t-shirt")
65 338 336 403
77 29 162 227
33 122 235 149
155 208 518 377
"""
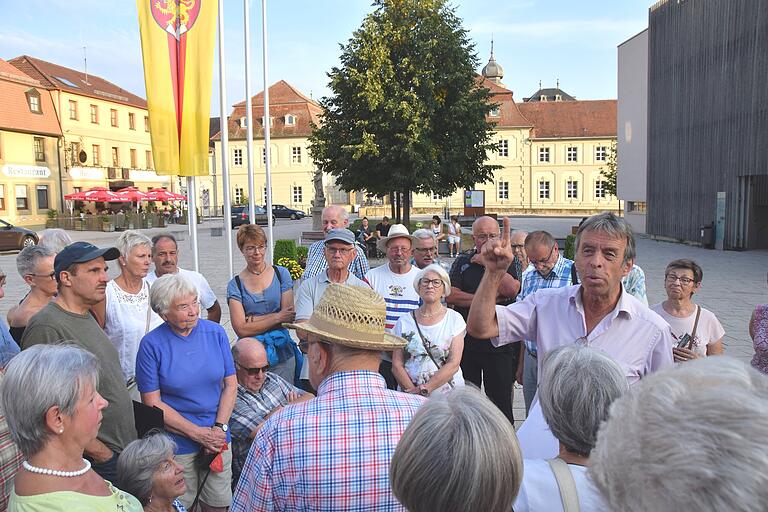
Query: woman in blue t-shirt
226 224 300 385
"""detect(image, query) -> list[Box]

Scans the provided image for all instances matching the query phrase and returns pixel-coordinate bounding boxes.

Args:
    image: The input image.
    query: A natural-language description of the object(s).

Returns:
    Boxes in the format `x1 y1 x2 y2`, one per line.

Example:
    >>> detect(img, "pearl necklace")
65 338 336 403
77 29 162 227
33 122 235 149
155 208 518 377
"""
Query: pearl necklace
23 458 91 477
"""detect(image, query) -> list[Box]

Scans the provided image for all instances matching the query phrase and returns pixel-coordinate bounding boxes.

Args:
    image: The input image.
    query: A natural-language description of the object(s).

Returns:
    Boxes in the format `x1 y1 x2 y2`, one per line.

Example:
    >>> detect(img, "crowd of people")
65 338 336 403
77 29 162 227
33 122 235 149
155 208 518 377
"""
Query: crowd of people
0 207 763 511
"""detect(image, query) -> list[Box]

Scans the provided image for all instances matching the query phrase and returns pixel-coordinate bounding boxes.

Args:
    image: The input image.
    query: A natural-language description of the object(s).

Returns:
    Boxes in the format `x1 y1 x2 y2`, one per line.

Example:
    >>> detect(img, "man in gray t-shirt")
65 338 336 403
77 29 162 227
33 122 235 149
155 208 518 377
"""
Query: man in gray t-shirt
21 242 136 482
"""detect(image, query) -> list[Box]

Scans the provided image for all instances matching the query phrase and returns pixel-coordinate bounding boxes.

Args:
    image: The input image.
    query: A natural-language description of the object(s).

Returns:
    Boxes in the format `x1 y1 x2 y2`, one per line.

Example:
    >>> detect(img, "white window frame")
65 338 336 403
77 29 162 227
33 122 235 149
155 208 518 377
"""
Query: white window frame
498 181 509 200
489 106 500 117
566 180 579 199
68 100 78 120
233 148 243 166
498 139 509 158
291 146 302 164
431 192 441 200
92 145 100 166
234 187 244 204
15 185 28 210
595 180 607 199
538 180 550 200
285 114 296 126
567 146 578 162
595 146 608 162
292 186 303 204
538 147 550 163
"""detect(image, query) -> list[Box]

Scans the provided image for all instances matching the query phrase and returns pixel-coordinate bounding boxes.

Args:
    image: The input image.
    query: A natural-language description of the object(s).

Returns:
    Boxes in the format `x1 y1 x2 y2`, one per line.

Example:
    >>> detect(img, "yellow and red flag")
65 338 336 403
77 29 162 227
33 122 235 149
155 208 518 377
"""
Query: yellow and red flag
136 0 217 176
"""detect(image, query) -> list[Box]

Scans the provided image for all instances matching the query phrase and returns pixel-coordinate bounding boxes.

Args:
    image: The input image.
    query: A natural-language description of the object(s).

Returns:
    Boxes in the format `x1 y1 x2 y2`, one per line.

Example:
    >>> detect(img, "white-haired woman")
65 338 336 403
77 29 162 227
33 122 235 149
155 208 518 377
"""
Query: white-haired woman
390 386 523 512
7 245 57 344
514 345 628 512
37 228 72 253
591 357 768 512
392 263 465 396
94 230 163 399
1 344 142 511
117 432 188 511
135 273 236 511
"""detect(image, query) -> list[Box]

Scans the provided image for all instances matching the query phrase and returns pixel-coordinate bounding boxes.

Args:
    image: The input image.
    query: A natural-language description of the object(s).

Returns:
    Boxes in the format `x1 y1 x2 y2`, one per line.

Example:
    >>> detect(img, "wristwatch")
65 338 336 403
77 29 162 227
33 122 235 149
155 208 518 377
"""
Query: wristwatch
418 386 430 397
214 422 229 432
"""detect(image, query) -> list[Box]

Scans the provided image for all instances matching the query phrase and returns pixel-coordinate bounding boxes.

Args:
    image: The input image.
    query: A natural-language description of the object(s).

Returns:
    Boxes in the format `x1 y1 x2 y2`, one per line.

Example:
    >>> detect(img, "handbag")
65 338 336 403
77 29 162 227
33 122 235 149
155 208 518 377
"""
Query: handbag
548 457 581 512
410 311 455 389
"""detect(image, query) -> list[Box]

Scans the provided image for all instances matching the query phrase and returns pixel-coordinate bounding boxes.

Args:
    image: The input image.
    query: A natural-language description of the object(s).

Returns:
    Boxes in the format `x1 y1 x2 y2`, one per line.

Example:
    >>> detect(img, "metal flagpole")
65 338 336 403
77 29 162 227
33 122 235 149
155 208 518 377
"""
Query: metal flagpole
187 176 199 271
218 0 234 277
261 0 274 264
243 0 256 224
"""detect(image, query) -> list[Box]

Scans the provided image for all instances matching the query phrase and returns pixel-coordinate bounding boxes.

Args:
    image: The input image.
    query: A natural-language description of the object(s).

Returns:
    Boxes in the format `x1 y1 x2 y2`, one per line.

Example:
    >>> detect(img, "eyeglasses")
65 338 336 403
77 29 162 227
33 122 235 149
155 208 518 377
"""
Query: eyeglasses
243 245 267 254
414 247 437 254
298 339 331 352
665 274 695 285
418 278 444 288
473 233 499 242
511 244 525 250
27 272 55 280
325 246 354 255
388 246 411 254
529 245 556 266
236 362 270 376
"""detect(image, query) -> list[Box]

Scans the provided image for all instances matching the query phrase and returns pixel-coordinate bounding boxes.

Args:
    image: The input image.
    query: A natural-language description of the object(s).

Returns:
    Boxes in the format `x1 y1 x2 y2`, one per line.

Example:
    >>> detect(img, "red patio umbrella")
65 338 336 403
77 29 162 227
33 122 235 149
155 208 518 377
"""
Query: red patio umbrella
114 187 149 202
64 186 121 202
145 188 187 202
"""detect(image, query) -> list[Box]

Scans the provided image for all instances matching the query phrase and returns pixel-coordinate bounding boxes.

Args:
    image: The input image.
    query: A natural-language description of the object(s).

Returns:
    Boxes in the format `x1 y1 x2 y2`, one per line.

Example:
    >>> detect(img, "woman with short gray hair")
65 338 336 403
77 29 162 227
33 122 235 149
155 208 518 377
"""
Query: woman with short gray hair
7 245 57 344
117 432 188 511
94 230 162 397
390 386 523 512
513 345 628 511
1 344 142 510
136 273 236 510
37 228 72 253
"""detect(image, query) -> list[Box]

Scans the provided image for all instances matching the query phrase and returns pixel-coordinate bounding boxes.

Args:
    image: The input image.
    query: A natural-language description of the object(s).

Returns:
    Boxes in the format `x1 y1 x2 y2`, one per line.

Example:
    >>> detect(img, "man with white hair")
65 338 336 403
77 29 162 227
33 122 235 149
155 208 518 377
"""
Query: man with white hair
590 357 768 512
229 337 312 486
146 233 222 323
366 224 421 388
303 205 370 280
411 228 450 271
232 284 425 511
467 213 674 457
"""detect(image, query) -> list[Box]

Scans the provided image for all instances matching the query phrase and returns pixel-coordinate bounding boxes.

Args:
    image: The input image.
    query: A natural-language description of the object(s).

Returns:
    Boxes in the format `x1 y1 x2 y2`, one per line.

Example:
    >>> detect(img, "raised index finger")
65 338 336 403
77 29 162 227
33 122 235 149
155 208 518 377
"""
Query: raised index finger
501 217 511 247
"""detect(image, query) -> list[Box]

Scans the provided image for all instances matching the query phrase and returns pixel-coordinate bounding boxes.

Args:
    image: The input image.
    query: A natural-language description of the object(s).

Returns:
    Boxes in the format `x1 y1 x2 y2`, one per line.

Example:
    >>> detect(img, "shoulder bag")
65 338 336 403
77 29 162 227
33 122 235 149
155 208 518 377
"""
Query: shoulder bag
547 457 580 512
410 310 455 389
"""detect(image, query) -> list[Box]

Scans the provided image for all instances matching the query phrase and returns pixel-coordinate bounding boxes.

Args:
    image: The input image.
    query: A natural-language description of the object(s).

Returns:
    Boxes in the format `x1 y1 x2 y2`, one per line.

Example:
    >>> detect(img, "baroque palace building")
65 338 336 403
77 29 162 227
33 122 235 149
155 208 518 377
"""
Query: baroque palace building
0 58 62 227
211 53 618 217
8 56 170 207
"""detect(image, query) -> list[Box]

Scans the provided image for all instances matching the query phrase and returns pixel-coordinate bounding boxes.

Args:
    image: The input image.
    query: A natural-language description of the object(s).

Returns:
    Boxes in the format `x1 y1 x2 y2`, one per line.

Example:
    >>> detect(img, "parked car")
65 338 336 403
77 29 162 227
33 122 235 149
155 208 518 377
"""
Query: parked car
0 220 37 251
265 204 306 220
230 206 274 228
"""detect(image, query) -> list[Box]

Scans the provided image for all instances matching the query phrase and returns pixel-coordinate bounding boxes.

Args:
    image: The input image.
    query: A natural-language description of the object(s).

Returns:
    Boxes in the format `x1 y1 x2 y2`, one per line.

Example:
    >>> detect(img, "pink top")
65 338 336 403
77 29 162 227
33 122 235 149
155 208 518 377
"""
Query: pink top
494 284 674 383
751 304 768 374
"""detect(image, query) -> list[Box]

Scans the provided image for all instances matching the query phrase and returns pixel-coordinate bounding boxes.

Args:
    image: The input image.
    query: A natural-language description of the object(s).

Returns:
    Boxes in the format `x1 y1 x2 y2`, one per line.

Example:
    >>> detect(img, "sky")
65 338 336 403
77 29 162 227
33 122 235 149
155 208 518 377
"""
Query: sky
0 0 651 116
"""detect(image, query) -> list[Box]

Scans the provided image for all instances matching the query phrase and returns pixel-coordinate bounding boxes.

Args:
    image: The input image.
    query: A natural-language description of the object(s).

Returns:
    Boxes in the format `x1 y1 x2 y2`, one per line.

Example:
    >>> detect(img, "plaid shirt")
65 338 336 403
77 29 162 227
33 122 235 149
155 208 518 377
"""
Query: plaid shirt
518 255 575 356
622 265 648 305
230 374 304 484
0 382 22 511
231 370 425 512
303 239 370 282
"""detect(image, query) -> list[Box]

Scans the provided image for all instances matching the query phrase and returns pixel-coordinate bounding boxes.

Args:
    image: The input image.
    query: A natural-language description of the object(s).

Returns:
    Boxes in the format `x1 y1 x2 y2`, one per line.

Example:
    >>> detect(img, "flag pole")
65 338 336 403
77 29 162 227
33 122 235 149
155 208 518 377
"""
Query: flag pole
218 0 234 277
187 176 199 271
261 0 274 264
243 0 256 224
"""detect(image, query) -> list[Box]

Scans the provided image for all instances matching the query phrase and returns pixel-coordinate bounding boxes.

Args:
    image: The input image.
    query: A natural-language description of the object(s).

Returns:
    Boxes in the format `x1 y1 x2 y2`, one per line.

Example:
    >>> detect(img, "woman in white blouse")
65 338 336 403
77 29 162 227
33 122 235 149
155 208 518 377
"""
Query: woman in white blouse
650 259 724 362
94 230 162 399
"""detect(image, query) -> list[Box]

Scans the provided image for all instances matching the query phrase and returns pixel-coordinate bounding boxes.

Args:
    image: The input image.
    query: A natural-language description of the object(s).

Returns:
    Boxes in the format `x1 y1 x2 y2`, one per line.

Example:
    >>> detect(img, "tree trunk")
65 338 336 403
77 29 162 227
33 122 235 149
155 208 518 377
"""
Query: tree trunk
402 188 411 227
390 191 396 219
394 191 401 224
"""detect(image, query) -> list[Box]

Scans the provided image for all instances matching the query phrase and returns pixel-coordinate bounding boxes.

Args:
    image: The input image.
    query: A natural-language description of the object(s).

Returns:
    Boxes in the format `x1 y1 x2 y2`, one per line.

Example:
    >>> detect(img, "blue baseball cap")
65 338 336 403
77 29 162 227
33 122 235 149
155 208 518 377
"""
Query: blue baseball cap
324 228 355 245
54 241 120 281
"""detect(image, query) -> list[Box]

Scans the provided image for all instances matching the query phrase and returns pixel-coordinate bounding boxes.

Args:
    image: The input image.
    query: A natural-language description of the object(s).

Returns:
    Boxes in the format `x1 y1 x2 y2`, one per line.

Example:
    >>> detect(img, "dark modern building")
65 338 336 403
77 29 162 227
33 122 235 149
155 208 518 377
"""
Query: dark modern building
646 0 768 249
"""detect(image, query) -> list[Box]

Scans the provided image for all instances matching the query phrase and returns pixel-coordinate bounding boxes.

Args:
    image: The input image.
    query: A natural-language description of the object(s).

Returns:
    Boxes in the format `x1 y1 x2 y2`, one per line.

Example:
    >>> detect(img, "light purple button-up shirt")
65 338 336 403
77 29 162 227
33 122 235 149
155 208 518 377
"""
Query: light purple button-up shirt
493 284 674 383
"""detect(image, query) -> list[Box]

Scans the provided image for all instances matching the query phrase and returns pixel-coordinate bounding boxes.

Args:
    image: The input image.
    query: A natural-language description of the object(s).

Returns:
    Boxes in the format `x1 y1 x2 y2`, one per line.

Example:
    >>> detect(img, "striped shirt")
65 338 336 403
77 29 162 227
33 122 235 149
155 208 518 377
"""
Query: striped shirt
231 371 425 512
365 264 421 331
230 374 305 486
518 255 576 356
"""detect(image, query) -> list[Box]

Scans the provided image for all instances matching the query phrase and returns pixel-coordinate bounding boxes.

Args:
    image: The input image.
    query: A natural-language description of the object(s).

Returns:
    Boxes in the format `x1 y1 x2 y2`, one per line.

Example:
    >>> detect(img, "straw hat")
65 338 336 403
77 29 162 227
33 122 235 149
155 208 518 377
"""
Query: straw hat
284 284 407 350
376 223 416 253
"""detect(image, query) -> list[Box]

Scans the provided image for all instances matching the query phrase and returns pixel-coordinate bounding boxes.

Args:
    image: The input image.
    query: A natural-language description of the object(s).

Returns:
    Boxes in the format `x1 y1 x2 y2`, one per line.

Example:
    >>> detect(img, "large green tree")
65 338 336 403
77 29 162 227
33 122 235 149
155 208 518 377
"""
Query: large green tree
309 0 499 225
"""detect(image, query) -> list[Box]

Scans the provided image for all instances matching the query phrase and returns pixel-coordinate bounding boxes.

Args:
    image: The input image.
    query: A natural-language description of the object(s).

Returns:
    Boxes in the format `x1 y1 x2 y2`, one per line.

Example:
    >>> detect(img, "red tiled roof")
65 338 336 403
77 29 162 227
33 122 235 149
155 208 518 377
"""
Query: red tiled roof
213 80 323 140
8 55 147 109
0 58 61 137
518 100 617 138
475 76 532 129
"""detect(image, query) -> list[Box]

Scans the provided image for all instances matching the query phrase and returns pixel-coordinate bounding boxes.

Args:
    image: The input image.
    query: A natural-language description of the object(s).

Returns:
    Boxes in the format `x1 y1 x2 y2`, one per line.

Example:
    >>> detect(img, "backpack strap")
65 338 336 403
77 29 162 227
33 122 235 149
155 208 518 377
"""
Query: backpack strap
570 263 579 285
547 458 581 512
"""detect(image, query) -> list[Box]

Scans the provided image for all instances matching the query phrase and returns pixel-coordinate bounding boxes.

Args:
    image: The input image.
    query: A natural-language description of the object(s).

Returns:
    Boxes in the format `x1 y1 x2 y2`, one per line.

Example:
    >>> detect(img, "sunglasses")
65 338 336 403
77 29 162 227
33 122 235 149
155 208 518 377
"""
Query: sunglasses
236 362 269 376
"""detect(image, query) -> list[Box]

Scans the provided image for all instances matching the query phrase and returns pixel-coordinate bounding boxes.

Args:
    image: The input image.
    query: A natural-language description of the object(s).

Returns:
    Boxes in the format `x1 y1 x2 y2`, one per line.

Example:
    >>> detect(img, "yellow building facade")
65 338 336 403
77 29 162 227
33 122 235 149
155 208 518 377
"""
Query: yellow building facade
9 56 170 208
0 58 62 227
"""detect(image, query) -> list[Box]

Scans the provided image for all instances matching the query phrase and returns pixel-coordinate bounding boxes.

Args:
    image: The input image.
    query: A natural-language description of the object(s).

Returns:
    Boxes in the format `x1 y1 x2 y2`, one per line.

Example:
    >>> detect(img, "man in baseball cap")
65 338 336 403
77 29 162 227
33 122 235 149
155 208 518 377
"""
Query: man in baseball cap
22 240 135 482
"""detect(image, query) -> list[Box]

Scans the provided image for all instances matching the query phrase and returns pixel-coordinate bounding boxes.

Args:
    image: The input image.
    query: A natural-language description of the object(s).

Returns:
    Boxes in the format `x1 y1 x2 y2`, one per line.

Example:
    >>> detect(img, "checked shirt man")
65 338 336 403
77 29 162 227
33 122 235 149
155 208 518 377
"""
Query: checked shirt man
231 284 424 511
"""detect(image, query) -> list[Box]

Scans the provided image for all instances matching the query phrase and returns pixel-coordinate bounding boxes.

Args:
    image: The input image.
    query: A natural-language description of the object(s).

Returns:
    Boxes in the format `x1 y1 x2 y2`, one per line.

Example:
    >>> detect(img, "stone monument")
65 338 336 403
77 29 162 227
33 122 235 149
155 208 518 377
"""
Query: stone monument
311 168 326 231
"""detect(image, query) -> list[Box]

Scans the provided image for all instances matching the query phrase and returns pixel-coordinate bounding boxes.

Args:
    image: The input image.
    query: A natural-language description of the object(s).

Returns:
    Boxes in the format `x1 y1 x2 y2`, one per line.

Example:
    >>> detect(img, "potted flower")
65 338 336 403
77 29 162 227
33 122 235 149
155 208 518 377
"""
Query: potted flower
101 214 114 232
45 209 58 228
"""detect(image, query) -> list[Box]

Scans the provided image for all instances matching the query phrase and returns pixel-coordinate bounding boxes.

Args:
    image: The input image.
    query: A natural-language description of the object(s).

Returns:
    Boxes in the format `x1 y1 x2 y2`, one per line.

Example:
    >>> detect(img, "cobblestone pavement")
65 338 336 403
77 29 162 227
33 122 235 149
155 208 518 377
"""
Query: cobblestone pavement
1 216 764 425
